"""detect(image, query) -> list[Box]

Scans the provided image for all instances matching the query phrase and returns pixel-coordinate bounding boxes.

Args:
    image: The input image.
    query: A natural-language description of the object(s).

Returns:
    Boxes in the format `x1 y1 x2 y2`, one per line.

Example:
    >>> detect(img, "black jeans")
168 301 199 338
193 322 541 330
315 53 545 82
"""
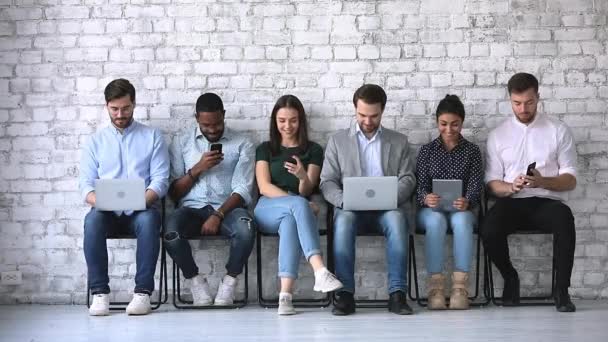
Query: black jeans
164 205 255 279
481 197 575 290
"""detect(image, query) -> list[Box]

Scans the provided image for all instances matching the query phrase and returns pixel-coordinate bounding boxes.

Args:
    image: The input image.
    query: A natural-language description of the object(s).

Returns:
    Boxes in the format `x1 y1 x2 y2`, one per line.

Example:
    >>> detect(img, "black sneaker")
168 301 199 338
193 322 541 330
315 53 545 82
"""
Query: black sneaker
388 291 413 315
332 291 355 316
501 272 520 306
555 288 576 313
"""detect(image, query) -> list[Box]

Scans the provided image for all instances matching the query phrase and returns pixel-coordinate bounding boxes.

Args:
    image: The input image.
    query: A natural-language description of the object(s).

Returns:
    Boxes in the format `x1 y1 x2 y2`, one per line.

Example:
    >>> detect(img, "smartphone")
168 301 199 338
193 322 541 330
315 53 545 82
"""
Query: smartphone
286 156 297 165
526 162 536 176
210 143 222 154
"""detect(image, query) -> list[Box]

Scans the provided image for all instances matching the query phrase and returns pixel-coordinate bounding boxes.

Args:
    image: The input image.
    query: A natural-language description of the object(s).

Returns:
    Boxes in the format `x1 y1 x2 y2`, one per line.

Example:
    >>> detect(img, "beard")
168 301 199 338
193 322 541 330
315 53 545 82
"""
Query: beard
112 117 132 129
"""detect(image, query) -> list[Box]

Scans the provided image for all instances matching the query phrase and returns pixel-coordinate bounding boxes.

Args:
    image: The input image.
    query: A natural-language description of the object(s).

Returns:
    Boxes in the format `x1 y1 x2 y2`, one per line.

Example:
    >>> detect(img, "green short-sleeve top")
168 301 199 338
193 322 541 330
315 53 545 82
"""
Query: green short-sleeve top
255 141 324 195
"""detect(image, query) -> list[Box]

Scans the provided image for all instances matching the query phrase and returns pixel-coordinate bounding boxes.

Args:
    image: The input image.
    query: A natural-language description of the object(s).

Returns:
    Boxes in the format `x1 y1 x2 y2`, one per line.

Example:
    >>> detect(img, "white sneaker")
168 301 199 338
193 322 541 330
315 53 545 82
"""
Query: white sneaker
89 293 109 316
126 293 151 315
189 274 213 306
313 267 343 293
214 275 237 306
278 293 296 315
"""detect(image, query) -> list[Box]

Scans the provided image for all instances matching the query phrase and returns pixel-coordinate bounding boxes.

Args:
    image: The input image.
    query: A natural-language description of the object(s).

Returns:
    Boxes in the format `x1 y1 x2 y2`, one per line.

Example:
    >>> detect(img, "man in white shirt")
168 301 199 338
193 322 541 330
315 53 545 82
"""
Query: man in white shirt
482 73 577 312
320 84 416 315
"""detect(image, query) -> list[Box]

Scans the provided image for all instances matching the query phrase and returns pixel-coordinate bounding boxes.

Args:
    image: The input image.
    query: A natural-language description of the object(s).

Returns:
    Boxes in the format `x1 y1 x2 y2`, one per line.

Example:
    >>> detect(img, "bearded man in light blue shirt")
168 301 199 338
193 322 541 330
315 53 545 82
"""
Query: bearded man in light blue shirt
79 79 169 316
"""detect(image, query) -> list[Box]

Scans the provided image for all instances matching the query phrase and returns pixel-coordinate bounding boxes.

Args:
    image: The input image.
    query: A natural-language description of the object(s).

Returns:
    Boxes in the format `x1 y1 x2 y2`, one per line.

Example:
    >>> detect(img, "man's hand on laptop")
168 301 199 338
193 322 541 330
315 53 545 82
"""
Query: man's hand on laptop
193 151 223 176
86 192 96 207
424 193 440 208
453 197 469 211
144 189 158 208
201 215 220 235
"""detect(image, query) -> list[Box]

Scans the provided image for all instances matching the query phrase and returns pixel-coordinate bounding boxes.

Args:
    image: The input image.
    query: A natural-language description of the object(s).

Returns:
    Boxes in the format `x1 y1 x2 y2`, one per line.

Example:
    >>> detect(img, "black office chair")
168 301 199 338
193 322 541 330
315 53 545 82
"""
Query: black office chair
172 235 250 309
86 201 168 310
256 193 331 308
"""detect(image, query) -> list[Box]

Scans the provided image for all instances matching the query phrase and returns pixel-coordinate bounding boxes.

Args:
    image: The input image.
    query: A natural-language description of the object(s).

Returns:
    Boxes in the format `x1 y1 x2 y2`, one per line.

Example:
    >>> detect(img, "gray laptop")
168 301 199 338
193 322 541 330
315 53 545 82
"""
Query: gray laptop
432 179 463 212
95 178 146 211
342 176 398 211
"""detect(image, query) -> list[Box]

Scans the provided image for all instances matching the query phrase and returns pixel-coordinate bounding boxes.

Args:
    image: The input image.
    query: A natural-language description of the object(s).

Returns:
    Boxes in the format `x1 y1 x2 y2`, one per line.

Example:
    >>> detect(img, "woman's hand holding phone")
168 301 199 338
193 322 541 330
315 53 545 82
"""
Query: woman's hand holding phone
284 155 306 180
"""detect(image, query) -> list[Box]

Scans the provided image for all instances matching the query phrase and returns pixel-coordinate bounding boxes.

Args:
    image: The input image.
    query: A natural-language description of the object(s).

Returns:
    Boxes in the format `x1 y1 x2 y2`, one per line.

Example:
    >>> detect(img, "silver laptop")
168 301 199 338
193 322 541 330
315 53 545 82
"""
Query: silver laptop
342 176 398 211
95 178 146 211
432 179 463 212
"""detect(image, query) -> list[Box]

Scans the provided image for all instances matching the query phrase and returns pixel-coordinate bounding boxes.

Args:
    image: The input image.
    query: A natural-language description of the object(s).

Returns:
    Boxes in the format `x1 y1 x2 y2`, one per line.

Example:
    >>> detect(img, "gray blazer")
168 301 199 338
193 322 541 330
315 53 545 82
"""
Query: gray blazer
320 122 416 208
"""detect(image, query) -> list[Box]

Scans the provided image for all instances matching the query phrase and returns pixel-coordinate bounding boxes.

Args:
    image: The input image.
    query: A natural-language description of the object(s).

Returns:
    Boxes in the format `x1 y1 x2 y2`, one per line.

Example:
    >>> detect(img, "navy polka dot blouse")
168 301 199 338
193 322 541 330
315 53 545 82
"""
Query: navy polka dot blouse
415 135 483 208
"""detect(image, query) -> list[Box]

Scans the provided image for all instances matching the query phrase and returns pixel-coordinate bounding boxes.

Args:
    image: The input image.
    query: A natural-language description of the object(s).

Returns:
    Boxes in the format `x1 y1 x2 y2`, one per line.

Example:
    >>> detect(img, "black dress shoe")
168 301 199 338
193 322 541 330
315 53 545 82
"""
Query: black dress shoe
502 273 520 306
555 288 576 313
332 291 356 316
388 291 413 315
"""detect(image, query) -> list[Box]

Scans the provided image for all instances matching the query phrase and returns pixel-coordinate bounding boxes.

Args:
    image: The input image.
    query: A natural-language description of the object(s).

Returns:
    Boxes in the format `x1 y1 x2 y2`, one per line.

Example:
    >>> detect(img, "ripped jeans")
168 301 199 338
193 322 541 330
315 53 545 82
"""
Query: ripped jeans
164 205 255 279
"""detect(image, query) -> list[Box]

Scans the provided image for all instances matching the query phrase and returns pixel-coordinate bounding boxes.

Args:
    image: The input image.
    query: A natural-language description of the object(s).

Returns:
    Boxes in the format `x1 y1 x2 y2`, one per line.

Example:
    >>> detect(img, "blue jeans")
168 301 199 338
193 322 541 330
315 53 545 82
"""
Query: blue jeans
254 195 322 279
333 208 409 294
84 208 161 294
416 208 475 274
164 205 255 279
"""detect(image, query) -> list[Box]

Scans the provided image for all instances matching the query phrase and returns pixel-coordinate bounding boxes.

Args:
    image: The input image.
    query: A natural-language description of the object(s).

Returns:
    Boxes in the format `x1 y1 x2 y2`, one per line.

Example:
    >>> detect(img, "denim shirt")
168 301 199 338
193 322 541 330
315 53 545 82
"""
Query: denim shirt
170 125 255 210
79 120 170 214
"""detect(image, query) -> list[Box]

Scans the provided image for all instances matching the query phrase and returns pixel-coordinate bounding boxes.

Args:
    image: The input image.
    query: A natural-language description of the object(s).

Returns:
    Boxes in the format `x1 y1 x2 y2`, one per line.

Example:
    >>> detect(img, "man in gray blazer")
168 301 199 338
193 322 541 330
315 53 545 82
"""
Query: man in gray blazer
320 84 416 315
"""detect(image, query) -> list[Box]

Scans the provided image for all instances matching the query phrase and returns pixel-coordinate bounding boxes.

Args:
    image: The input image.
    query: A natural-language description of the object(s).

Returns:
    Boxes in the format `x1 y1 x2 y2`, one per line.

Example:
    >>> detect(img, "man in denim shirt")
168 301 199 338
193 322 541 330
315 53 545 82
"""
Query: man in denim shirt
164 93 256 306
80 79 170 316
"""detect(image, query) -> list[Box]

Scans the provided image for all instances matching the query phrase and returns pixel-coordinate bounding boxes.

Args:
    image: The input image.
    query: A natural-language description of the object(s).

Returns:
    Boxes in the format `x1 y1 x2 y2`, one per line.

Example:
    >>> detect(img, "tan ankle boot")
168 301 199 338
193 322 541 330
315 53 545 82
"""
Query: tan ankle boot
427 273 446 310
449 271 470 310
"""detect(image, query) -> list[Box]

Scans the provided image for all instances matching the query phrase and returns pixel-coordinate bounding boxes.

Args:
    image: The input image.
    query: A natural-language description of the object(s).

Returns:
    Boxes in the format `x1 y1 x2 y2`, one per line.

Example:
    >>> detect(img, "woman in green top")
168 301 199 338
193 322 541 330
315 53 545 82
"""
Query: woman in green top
254 95 343 315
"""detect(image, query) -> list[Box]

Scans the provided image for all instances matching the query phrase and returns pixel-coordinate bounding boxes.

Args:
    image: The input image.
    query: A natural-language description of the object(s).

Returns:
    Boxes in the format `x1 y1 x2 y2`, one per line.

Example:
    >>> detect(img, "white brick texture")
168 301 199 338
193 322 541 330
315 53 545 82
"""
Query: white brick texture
0 0 607 304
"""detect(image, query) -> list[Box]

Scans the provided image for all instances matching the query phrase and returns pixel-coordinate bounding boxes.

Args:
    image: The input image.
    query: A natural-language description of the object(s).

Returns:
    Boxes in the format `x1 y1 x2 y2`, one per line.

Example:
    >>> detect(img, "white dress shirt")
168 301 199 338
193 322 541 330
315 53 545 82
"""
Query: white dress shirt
485 113 577 201
356 124 384 177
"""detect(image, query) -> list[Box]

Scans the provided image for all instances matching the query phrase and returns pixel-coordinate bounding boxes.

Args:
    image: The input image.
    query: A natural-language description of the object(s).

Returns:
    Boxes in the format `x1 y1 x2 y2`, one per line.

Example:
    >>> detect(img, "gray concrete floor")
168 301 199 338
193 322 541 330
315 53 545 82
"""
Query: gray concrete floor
1 301 607 342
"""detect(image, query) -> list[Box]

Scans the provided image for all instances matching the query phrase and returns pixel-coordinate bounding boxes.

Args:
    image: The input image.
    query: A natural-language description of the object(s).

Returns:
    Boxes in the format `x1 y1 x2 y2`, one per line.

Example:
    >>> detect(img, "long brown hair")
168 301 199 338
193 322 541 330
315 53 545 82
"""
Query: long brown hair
269 95 309 156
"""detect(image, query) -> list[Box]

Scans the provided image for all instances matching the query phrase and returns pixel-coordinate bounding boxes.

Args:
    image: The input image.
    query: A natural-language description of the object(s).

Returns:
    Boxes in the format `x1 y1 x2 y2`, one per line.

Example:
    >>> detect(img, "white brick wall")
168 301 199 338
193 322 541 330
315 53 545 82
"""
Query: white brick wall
0 0 607 304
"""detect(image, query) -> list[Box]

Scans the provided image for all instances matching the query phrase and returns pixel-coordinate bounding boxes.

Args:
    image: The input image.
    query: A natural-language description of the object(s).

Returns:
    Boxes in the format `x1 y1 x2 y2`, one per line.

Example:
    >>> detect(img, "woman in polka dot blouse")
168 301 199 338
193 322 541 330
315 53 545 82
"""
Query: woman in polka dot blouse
414 94 483 311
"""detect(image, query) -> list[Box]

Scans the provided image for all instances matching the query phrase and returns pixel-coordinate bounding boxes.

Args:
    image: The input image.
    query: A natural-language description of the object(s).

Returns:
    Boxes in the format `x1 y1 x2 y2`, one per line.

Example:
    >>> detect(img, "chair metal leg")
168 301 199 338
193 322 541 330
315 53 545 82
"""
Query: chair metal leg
150 245 165 310
408 235 420 303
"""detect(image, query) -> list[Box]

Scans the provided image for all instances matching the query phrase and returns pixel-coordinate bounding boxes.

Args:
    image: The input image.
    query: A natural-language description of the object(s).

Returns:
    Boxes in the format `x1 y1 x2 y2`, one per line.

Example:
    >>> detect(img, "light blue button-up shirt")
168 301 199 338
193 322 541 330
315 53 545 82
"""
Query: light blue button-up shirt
356 124 384 177
169 125 255 209
79 120 170 213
